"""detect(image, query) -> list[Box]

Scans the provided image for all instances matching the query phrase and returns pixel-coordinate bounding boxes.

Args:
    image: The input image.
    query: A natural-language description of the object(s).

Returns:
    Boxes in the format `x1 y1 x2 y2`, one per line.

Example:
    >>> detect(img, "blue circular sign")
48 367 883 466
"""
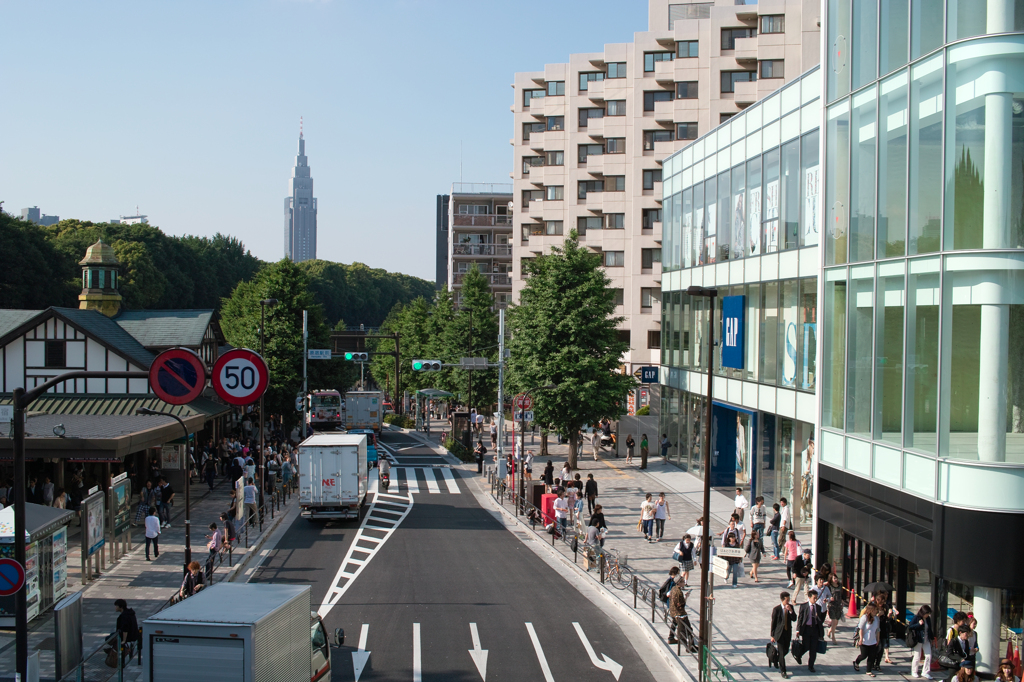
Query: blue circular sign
0 558 25 596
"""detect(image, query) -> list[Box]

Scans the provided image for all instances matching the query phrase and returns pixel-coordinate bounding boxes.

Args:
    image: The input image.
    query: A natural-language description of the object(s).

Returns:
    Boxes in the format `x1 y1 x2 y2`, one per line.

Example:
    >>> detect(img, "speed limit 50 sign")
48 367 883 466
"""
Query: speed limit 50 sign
212 349 269 405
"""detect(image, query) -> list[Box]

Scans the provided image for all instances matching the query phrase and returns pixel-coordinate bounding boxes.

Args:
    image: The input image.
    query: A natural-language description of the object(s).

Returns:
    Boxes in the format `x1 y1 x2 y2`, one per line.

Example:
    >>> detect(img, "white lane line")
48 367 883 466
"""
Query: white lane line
413 622 422 682
525 623 556 682
468 623 488 680
424 468 441 494
372 508 403 517
402 468 420 494
353 624 370 681
441 467 461 494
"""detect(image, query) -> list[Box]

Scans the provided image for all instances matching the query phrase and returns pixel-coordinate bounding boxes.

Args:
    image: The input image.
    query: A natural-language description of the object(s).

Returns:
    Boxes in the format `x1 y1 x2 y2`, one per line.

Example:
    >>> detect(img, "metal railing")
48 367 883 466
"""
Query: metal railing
453 273 512 286
452 244 513 256
452 214 513 227
451 182 513 195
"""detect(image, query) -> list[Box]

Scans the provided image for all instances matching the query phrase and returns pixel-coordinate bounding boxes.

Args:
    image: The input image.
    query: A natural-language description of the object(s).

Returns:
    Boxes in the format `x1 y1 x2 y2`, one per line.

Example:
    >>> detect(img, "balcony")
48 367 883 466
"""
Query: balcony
654 139 677 157
527 198 545 219
733 36 758 63
585 81 605 100
582 155 605 174
528 132 546 151
451 244 513 257
734 80 758 105
454 272 513 287
654 59 675 83
583 118 604 138
543 97 566 118
452 214 513 227
653 98 675 124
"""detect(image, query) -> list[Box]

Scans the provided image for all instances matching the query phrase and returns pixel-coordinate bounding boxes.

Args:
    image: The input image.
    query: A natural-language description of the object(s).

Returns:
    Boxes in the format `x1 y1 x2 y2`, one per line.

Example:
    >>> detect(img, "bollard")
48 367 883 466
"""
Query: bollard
652 587 657 623
599 553 605 584
633 576 638 608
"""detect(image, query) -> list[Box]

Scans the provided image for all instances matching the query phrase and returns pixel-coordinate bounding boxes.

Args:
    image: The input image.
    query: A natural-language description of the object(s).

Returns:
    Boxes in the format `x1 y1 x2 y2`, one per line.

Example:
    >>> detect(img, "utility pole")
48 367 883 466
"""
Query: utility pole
496 308 505 461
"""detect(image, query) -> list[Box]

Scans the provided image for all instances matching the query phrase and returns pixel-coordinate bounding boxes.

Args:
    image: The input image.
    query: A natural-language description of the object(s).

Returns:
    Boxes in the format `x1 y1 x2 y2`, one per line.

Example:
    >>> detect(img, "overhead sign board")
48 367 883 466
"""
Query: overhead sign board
716 546 745 558
149 348 207 405
308 349 332 360
721 295 745 370
639 367 659 384
212 349 269 406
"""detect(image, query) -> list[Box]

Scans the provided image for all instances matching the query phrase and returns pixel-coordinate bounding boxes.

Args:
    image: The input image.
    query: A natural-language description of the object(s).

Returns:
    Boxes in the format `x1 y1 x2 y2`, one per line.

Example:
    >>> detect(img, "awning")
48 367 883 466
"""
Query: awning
0 503 74 543
417 389 454 397
0 394 231 421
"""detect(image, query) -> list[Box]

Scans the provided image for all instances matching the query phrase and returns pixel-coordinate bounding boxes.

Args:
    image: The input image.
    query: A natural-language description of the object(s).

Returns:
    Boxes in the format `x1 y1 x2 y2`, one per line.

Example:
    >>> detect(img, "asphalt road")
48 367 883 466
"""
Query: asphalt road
252 430 659 682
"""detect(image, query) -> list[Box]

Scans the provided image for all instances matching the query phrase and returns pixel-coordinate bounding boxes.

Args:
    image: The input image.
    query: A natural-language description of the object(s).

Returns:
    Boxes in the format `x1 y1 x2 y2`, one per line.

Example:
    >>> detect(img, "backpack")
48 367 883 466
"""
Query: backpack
658 577 675 602
479 446 487 455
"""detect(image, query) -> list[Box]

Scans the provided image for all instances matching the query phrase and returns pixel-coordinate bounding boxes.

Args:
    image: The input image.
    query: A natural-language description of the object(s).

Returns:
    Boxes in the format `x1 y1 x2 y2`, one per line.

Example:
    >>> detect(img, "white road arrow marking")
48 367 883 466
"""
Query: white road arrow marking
572 622 623 681
413 623 422 682
525 623 556 682
352 624 370 682
468 623 488 680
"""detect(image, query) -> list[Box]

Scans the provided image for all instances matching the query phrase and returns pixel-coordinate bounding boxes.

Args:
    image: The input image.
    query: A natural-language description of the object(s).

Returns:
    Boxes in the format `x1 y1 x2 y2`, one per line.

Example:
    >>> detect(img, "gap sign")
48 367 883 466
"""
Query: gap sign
721 295 745 369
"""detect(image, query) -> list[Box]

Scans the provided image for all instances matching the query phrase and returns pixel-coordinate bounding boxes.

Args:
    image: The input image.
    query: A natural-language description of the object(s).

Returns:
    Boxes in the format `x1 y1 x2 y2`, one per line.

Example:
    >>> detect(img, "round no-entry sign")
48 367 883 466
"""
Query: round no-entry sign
513 394 533 410
212 349 269 406
149 348 207 405
0 558 26 596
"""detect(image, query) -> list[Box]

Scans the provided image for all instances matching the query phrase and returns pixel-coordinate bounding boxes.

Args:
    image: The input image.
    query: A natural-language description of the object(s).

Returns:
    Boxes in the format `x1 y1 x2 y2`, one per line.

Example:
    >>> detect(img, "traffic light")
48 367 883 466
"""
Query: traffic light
344 352 369 362
411 359 442 372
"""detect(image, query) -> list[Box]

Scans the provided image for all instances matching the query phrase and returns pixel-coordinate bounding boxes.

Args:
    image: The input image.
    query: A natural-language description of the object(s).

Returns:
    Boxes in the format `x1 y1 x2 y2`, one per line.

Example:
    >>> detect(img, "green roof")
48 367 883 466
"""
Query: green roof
0 310 42 339
51 308 156 369
115 309 215 348
0 393 230 420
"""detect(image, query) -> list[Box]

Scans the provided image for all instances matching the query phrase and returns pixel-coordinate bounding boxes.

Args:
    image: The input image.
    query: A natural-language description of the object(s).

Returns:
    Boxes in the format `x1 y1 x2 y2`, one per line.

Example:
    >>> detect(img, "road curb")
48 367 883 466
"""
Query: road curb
225 502 295 583
467 476 697 682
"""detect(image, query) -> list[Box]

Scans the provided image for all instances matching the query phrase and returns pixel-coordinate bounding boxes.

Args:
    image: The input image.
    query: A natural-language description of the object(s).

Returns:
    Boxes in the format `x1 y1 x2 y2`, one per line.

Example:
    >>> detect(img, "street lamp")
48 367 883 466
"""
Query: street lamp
686 284 718 682
137 407 193 572
518 384 556 515
258 298 278 525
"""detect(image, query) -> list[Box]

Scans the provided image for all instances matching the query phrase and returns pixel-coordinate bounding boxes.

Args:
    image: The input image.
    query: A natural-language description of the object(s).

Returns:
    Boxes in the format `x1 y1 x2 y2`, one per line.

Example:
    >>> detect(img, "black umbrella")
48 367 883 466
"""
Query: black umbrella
863 581 895 597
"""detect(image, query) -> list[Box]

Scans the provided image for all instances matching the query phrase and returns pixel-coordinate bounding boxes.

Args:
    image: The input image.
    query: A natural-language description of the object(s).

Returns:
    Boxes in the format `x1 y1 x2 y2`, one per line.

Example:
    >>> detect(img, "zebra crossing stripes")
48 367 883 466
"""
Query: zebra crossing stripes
394 467 461 495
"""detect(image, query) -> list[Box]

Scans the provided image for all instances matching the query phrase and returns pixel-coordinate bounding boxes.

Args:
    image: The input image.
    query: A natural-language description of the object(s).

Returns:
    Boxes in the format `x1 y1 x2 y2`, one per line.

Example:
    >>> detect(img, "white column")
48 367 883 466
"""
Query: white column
987 0 1015 32
973 586 1003 675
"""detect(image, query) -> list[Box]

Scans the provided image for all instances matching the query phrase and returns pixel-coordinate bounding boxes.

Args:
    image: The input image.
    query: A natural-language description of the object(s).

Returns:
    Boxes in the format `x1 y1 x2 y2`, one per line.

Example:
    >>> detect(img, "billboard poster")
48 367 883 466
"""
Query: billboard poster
804 165 820 245
161 444 182 471
765 180 780 253
733 193 745 256
81 491 105 558
694 208 705 265
110 477 132 537
748 187 762 256
721 295 746 370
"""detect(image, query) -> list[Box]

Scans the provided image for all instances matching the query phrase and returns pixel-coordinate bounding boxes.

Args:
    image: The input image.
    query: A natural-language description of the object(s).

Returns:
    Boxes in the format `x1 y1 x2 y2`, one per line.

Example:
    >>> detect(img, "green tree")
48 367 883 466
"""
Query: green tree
507 230 635 467
111 239 167 309
0 213 75 308
446 265 499 412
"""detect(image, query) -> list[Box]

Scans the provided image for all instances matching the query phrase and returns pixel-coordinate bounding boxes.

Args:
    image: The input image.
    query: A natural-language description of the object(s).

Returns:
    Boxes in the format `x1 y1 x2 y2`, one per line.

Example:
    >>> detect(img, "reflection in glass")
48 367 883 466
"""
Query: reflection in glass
693 183 704 268
732 164 746 261
746 282 761 382
850 86 878 262
801 130 821 247
780 280 800 387
827 0 851 101
847 265 874 436
904 257 939 454
877 71 909 258
908 55 943 254
800 277 818 391
945 0 1024 42
879 0 909 76
782 140 801 250
826 102 850 265
910 0 943 60
682 188 693 269
672 291 682 368
683 293 694 368
718 171 732 262
764 148 781 254
663 191 675 271
704 177 717 264
874 262 905 444
851 0 878 90
747 156 763 256
761 282 779 385
823 269 848 429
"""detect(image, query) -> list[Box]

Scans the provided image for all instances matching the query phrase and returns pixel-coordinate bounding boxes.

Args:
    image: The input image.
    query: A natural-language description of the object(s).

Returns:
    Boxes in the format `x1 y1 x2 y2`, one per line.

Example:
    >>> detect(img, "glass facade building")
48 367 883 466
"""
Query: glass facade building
659 67 821 530
817 0 1024 673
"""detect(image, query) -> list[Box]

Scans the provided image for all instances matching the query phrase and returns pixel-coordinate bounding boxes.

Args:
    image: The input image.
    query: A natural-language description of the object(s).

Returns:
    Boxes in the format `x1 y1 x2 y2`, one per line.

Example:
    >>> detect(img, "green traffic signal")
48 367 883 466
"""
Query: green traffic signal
413 360 423 371
345 352 354 361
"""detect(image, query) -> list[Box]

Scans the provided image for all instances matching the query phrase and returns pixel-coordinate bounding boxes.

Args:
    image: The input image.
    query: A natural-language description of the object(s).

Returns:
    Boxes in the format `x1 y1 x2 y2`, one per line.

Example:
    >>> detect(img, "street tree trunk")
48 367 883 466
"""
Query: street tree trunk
567 433 579 469
540 431 549 456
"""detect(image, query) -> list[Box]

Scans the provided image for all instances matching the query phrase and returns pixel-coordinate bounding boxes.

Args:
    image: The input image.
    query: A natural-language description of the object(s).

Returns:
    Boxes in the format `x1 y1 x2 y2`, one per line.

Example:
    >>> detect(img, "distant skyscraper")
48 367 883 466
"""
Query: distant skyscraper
21 206 59 226
284 122 317 262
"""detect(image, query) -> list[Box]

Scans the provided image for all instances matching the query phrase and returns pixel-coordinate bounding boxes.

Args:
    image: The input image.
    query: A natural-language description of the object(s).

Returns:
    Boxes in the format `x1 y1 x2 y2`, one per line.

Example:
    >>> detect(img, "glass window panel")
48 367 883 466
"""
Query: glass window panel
745 282 761 382
779 279 800 387
703 176 716 264
877 71 909 258
847 265 875 436
672 291 682 367
850 86 878 262
761 282 779 385
827 0 851 102
875 262 905 445
908 55 943 254
945 39 1024 251
731 163 746 261
800 277 818 392
801 130 821 247
781 138 800 250
826 102 850 265
682 187 693 269
693 183 704 267
763 147 781 254
717 170 731 262
823 268 848 429
910 0 943 60
905 257 940 454
746 156 762 256
851 0 878 90
879 0 909 75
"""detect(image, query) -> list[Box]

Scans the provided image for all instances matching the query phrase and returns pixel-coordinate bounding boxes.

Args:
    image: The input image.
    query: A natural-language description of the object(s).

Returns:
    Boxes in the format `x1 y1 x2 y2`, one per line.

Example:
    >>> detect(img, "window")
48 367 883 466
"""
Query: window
759 60 784 79
545 150 564 166
578 216 602 234
521 189 542 208
642 248 662 269
760 15 785 33
612 288 625 306
721 27 756 50
676 40 699 58
617 329 631 346
644 52 673 71
578 107 604 128
641 288 661 308
647 330 662 349
643 208 662 228
604 251 625 267
523 122 544 141
546 185 563 201
676 122 698 140
579 143 604 162
606 138 625 154
643 169 663 190
720 113 736 123
458 204 489 215
579 72 604 91
606 100 626 116
578 180 603 198
604 176 625 192
545 220 563 235
721 70 756 93
546 81 565 96
524 89 545 107
605 213 625 229
523 156 543 174
546 116 564 131
520 257 535 278
607 62 627 78
643 90 673 111
643 129 674 150
45 340 66 368
676 81 698 99
523 223 543 239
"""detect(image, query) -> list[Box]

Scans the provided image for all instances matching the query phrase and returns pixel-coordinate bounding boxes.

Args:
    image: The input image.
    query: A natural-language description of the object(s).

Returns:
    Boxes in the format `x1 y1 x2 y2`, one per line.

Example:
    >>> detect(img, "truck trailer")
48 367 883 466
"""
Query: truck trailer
298 432 368 520
141 583 341 682
344 390 384 434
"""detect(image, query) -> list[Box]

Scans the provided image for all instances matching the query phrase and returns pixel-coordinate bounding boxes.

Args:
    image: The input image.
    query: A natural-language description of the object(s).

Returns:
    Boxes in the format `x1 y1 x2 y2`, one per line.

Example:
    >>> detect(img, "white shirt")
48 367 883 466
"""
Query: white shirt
243 485 257 504
654 499 669 519
780 504 791 529
734 494 749 510
857 615 880 646
553 498 569 519
145 515 161 539
641 500 656 520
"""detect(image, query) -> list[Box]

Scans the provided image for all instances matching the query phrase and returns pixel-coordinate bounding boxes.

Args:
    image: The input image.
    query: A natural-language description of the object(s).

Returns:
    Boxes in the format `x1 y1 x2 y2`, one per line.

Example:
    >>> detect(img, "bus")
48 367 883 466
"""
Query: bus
307 390 343 430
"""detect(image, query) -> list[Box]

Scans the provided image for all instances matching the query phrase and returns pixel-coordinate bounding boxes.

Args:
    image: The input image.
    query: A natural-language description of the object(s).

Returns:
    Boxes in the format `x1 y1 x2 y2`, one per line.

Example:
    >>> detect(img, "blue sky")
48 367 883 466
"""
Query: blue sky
1 0 648 281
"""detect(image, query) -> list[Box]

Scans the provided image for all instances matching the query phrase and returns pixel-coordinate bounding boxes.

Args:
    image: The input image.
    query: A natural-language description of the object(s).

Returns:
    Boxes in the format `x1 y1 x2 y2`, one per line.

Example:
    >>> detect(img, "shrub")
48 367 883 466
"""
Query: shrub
443 436 475 463
635 405 650 416
383 414 416 429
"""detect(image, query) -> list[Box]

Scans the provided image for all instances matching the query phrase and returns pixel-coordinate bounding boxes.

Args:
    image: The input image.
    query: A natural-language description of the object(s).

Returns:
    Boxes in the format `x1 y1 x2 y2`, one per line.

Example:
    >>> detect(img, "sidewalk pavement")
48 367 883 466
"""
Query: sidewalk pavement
0 476 293 680
416 426 923 682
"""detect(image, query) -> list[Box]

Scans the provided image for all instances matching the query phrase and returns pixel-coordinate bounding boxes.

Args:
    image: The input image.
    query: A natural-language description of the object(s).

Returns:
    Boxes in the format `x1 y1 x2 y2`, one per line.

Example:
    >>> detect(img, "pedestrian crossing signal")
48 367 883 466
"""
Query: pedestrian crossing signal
412 359 442 372
345 352 369 362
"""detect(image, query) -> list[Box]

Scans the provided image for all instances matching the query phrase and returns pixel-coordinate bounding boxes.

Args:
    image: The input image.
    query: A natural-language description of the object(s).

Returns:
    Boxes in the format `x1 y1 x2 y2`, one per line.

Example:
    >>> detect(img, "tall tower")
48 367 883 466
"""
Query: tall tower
78 239 122 317
284 119 317 262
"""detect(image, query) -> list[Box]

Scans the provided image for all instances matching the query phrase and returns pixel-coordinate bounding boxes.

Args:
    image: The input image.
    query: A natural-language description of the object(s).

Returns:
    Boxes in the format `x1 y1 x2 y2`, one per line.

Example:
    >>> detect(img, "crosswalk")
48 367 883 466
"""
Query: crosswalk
388 467 462 495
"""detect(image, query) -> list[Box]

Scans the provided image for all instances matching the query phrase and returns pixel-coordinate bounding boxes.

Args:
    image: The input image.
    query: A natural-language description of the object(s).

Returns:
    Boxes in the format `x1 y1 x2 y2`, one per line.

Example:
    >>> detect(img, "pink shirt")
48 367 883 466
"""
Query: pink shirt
785 539 801 561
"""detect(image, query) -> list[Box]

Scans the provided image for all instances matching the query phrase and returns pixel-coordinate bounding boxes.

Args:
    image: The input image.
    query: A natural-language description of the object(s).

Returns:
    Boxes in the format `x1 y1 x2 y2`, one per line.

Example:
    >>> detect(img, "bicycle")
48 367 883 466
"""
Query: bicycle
604 549 634 590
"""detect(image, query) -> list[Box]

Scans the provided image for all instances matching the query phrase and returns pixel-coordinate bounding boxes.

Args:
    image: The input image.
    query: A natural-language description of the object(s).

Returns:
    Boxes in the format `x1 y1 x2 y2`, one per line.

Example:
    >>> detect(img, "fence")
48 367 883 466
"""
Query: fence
488 473 734 681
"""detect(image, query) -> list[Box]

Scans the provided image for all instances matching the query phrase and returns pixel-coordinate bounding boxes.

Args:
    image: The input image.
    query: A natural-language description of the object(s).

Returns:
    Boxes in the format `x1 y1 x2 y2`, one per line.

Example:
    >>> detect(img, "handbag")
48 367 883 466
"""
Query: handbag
672 550 682 562
104 647 119 668
934 646 964 670
766 641 780 668
791 638 806 661
817 639 827 654
905 626 918 650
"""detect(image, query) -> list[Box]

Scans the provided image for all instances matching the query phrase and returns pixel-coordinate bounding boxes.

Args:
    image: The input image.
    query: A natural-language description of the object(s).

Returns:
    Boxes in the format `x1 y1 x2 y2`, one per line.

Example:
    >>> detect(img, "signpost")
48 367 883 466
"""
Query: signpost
212 349 270 406
0 559 26 597
638 366 659 384
307 349 332 360
513 395 533 410
711 556 730 580
149 348 207 405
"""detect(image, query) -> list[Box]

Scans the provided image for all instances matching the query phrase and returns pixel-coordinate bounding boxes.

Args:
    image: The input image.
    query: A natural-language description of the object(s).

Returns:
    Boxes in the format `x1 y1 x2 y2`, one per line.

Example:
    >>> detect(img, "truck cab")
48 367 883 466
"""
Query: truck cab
310 613 337 681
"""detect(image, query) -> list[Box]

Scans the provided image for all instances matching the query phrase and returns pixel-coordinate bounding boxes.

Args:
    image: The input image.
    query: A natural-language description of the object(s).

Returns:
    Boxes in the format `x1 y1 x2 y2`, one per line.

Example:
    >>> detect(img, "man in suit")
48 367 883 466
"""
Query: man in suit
771 591 797 678
797 588 825 672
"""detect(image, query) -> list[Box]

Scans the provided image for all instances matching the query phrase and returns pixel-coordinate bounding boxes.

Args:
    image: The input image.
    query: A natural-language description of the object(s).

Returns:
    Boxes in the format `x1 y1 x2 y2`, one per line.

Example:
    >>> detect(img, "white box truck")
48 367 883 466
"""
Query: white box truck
298 433 368 520
344 390 384 434
141 583 342 682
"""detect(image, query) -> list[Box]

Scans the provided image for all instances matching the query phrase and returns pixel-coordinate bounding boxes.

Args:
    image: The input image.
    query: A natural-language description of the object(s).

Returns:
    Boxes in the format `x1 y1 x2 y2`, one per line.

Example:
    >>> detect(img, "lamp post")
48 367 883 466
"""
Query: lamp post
518 384 556 514
687 285 718 682
136 408 192 571
258 298 278 524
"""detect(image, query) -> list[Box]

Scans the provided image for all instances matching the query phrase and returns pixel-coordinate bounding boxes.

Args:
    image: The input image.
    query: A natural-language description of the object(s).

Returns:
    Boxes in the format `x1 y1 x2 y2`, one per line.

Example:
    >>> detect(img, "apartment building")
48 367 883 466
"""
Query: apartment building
445 183 514 309
511 0 820 376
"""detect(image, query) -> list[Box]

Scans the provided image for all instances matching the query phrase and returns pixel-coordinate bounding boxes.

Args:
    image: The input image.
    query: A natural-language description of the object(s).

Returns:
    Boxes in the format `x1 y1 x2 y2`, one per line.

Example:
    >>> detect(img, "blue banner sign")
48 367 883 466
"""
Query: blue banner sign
639 367 659 384
721 295 745 369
